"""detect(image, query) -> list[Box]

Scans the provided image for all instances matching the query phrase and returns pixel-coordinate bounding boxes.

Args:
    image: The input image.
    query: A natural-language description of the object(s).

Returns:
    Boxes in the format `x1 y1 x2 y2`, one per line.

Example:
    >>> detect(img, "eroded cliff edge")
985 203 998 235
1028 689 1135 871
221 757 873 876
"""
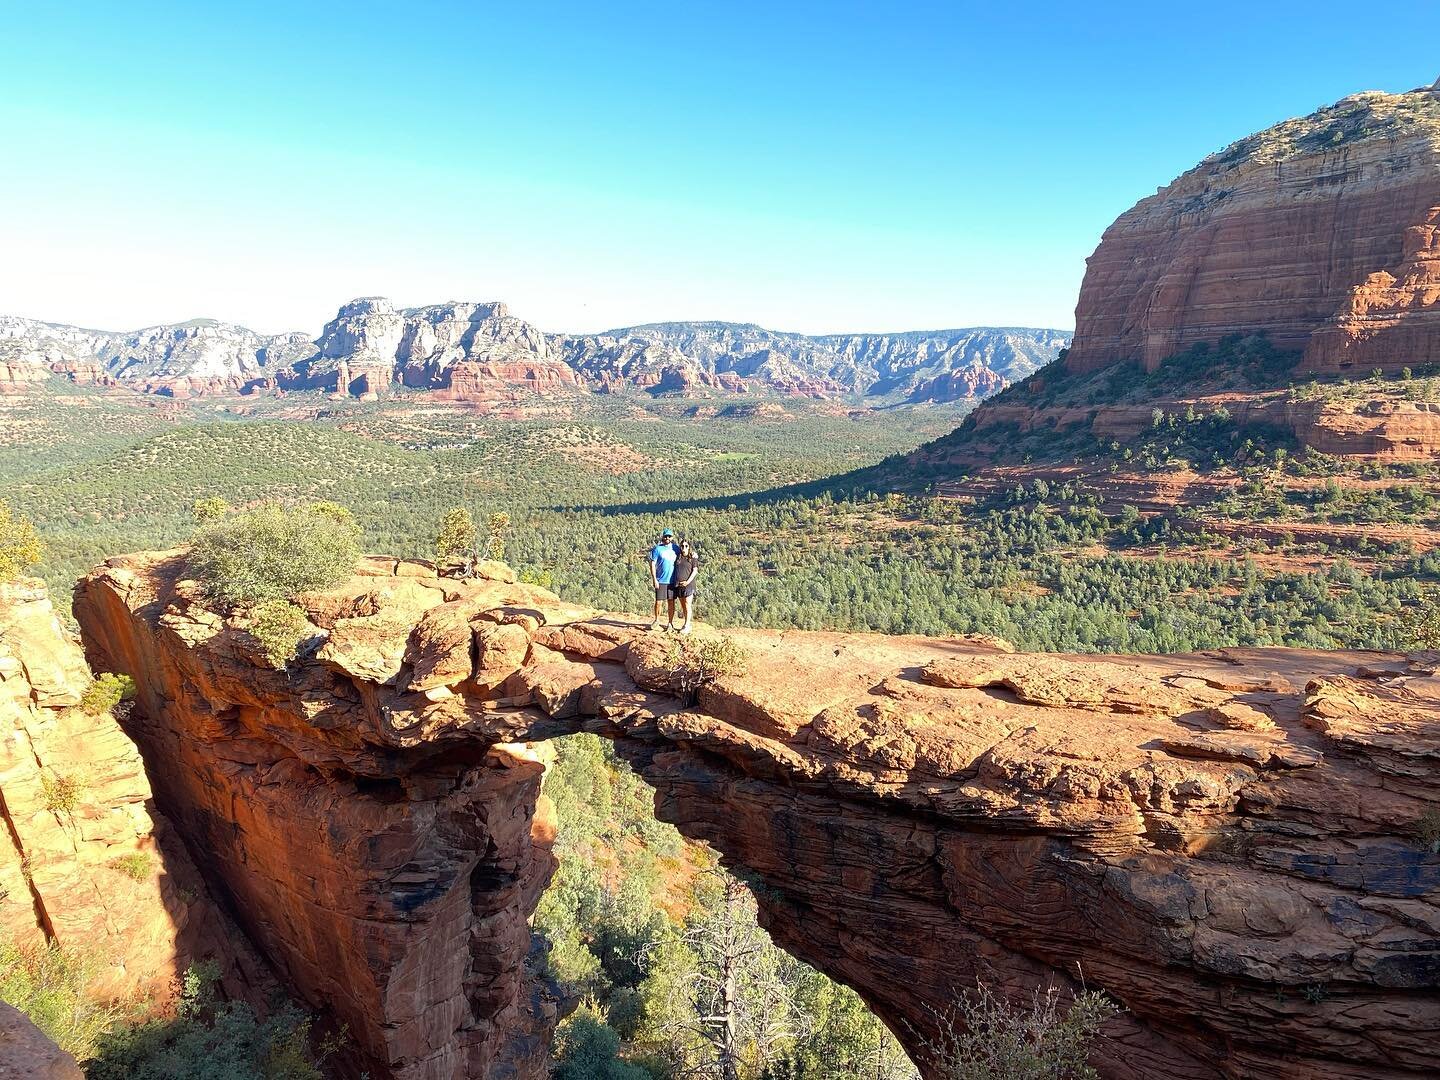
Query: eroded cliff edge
73 553 1440 1080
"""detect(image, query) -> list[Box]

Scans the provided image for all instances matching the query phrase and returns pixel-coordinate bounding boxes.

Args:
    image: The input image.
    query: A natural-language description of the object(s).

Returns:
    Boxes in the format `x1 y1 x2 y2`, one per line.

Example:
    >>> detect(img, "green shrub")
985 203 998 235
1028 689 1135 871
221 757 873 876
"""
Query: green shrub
40 772 85 815
0 939 123 1060
78 673 137 716
110 852 153 882
923 983 1118 1080
188 502 361 609
0 501 43 582
245 600 311 668
552 1002 648 1080
88 962 330 1080
191 496 230 523
518 567 554 588
663 634 749 703
1397 599 1440 651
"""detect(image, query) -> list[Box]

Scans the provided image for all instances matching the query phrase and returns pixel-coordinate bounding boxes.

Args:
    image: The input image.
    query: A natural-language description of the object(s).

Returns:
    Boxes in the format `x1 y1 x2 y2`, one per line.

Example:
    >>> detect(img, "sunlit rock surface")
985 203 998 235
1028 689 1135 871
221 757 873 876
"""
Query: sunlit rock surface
70 553 1440 1080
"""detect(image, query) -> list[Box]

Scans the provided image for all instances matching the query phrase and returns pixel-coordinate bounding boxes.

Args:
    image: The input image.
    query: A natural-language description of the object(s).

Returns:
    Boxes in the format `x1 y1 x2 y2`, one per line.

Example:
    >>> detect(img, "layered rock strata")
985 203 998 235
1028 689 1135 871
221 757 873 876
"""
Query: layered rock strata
1068 84 1440 374
952 392 1440 461
73 553 1440 1080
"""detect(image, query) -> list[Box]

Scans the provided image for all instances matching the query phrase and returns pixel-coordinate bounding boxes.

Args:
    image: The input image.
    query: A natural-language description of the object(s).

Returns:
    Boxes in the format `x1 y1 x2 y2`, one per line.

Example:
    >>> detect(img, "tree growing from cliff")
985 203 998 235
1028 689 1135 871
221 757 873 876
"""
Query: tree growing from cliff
434 507 478 567
0 501 43 582
188 502 361 609
663 634 749 705
245 599 313 667
637 872 799 1080
78 673 136 715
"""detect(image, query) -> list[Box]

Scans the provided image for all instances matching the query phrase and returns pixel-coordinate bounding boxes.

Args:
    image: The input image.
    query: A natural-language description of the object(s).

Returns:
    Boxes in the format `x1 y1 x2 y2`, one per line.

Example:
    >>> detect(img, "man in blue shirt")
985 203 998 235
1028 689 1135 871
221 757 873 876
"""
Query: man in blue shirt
647 527 679 630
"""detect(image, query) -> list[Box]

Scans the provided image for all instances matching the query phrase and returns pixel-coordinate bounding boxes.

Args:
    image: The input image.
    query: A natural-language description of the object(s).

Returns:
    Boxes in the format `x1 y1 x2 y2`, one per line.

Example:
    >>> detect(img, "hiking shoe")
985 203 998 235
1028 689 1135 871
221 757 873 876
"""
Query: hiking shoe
678 624 692 636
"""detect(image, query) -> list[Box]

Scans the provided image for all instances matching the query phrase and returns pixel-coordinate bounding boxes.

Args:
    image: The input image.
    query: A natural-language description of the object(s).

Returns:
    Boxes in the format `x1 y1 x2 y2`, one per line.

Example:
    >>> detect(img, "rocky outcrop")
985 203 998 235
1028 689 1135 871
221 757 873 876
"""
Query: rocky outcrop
298 299 569 400
75 553 1440 1080
1067 83 1440 374
0 578 262 1010
0 1003 82 1079
950 388 1440 462
1306 206 1440 373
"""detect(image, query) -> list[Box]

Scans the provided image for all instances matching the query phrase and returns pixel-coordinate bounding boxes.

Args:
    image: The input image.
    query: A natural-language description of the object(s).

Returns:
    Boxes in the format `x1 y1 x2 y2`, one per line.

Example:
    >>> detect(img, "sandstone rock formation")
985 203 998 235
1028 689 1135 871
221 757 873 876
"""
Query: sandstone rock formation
0 1003 83 1080
1306 207 1440 373
74 553 1440 1080
0 578 269 1013
1067 84 1440 374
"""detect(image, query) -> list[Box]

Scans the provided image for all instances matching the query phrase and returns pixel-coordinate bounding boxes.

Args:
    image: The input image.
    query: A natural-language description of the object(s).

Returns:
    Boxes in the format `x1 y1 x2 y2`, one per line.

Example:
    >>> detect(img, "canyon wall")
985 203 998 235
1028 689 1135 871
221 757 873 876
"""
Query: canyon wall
0 578 267 1015
73 553 1440 1080
1067 84 1440 375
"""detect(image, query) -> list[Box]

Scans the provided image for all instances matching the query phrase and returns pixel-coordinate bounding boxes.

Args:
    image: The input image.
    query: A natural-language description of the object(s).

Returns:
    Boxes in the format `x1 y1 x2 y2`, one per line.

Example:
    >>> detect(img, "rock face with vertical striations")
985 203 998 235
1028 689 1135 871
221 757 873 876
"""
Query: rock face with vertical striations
1066 82 1440 375
74 551 1440 1080
0 578 265 1011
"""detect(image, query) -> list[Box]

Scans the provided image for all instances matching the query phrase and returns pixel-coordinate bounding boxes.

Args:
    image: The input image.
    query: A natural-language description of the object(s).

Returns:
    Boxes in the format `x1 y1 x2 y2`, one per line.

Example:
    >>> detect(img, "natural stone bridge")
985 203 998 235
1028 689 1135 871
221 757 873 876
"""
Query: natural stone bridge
73 554 1440 1080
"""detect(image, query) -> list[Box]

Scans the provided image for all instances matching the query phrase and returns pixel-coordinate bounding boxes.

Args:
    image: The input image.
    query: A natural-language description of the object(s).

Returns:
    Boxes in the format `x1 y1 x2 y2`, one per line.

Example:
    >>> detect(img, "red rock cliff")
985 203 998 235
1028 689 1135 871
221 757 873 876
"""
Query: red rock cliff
1068 84 1440 374
74 553 1440 1080
0 579 266 1016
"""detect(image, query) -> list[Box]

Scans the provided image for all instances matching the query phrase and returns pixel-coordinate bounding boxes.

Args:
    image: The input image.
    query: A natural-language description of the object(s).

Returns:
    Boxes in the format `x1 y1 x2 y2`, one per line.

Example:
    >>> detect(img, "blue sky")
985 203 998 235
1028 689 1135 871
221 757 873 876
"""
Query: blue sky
3 2 1436 336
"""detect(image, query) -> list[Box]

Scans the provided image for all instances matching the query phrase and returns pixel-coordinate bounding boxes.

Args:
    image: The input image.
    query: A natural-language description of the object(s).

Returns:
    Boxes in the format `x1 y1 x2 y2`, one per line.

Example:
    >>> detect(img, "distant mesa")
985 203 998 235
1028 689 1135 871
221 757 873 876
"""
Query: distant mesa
0 302 1070 406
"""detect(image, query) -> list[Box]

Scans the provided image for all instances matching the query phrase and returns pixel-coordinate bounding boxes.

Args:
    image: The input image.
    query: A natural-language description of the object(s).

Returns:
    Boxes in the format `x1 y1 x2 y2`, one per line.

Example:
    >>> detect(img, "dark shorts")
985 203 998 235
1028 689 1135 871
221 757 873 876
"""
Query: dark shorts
669 582 695 600
655 583 671 601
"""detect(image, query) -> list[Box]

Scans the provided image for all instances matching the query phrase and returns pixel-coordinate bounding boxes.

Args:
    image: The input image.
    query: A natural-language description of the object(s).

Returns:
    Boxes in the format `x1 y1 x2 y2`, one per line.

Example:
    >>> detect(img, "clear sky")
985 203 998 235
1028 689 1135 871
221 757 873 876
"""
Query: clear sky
3 2 1436 338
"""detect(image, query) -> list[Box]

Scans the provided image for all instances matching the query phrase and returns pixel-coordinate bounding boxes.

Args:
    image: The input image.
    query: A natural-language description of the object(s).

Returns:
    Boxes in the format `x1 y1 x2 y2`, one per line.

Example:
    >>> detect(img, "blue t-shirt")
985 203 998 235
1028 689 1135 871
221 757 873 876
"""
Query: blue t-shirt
650 542 678 585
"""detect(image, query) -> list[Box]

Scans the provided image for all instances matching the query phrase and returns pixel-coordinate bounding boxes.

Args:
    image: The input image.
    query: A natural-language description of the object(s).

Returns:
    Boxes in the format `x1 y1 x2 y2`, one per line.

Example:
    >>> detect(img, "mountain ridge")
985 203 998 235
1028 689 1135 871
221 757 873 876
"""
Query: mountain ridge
0 300 1070 405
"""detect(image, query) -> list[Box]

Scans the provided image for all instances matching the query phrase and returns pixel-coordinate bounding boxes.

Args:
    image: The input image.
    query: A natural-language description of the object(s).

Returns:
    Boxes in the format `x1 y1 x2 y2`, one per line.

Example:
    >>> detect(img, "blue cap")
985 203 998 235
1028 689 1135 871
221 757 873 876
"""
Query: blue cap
661 528 674 538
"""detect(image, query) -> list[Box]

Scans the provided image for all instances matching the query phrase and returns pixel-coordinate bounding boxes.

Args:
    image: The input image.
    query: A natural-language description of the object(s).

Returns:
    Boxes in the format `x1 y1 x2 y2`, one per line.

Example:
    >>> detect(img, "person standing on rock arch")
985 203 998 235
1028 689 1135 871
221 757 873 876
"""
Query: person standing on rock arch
646 527 680 631
670 537 700 635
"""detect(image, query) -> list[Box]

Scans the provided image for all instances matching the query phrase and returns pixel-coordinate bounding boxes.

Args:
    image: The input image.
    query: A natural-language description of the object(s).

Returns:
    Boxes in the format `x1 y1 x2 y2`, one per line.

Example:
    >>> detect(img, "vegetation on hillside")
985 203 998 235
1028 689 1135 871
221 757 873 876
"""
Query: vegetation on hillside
3 377 1439 1076
0 501 43 582
0 944 330 1079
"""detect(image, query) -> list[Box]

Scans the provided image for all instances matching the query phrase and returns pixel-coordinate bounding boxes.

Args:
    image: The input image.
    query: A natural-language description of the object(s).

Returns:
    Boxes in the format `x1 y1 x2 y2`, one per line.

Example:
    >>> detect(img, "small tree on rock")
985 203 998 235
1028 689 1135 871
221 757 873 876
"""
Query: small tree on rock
434 508 478 568
484 511 511 561
0 501 43 582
